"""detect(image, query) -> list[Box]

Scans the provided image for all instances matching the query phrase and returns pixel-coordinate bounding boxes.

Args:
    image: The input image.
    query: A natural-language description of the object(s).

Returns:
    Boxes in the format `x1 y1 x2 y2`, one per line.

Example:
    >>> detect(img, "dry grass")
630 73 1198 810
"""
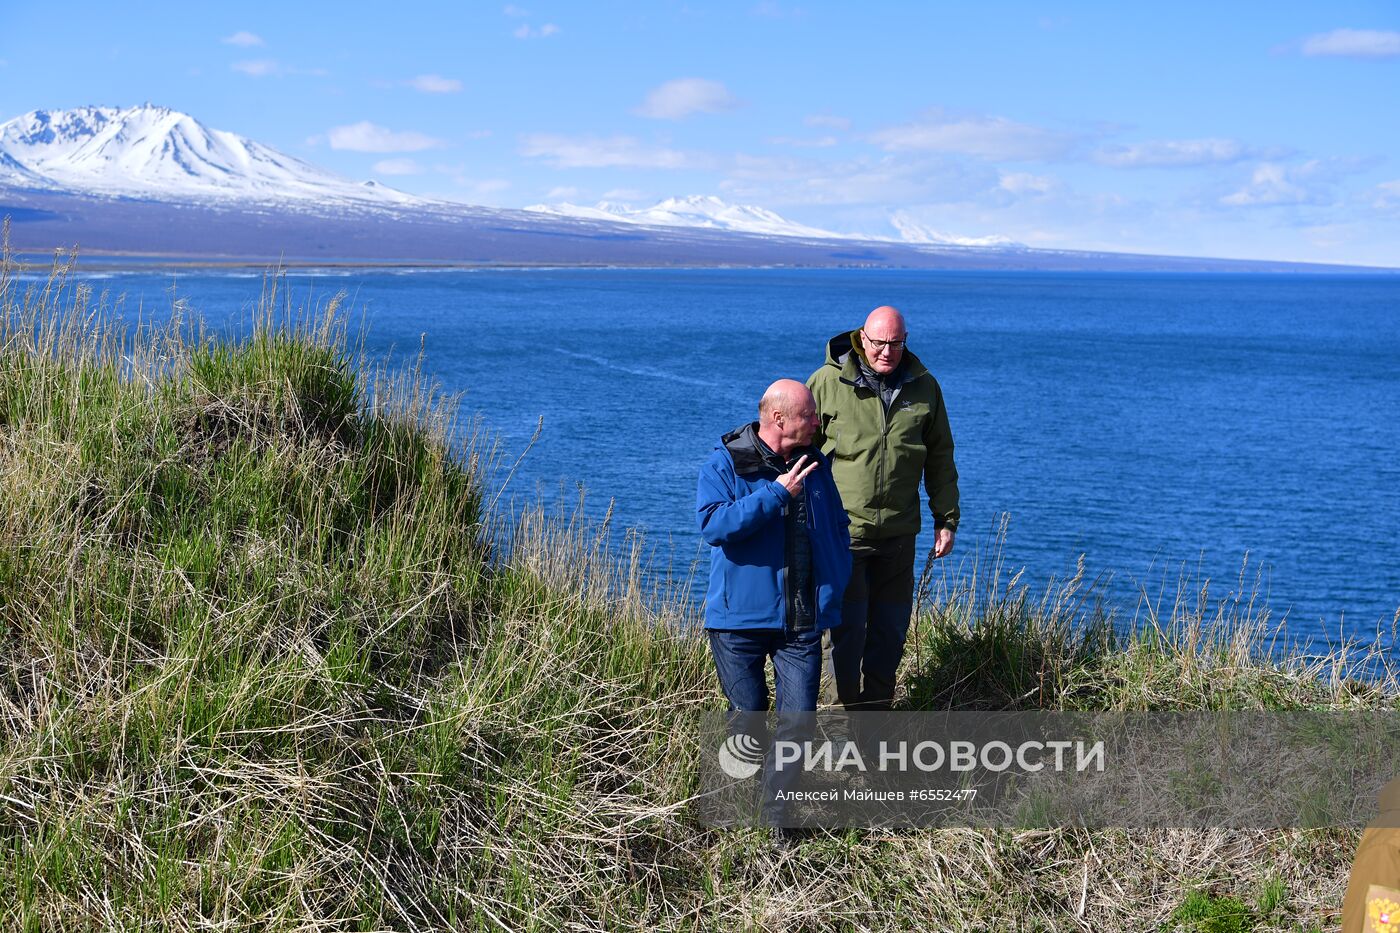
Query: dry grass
0 231 1391 931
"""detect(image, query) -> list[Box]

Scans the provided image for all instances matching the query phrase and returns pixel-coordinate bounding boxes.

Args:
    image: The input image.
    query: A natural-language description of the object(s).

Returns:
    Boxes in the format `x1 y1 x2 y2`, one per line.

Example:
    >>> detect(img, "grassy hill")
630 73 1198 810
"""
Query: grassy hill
0 237 1393 931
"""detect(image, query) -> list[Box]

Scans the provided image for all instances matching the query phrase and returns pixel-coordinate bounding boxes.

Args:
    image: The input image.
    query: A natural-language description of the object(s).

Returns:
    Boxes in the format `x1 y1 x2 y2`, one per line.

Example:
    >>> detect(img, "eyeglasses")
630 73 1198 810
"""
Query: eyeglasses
862 330 906 352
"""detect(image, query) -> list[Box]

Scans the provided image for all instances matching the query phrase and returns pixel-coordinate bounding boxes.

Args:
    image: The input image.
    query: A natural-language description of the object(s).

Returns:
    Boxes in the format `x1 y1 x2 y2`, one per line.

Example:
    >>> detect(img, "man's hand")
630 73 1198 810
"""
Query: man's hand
934 527 955 559
777 454 819 496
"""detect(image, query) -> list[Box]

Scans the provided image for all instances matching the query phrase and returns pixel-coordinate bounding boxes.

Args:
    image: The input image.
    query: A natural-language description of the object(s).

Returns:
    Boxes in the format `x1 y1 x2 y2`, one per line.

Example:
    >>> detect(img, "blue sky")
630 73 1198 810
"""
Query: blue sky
3 2 1399 264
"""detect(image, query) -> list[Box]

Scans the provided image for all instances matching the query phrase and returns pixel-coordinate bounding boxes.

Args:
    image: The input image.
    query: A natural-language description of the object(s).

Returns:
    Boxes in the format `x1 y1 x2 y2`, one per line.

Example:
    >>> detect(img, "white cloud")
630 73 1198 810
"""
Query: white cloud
868 110 1075 161
546 186 580 199
1218 156 1376 210
328 121 445 153
232 59 281 77
634 78 740 120
1094 138 1255 168
231 59 326 78
372 159 423 176
520 134 701 169
1372 180 1400 209
222 31 265 47
714 150 1174 252
999 172 1057 195
1300 223 1361 251
1221 162 1319 206
721 152 997 207
406 74 463 94
1301 28 1400 59
450 179 510 203
766 135 838 148
422 168 511 202
503 4 529 15
513 23 560 39
804 114 851 131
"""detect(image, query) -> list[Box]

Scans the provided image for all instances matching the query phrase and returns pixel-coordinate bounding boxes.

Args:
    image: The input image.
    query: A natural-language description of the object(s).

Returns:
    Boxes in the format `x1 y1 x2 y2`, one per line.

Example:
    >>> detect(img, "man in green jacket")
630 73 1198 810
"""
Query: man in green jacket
807 305 960 710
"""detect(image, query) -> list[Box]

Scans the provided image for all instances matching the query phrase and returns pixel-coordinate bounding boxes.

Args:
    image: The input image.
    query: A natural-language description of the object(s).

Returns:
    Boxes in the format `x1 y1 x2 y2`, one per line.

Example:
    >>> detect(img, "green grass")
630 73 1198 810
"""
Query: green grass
1170 888 1254 933
0 231 1394 930
1165 876 1289 933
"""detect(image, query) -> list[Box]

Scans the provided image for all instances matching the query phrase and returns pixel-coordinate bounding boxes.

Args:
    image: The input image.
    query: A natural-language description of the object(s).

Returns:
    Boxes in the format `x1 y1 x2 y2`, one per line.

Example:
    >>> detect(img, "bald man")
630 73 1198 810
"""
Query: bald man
696 380 852 712
808 306 960 710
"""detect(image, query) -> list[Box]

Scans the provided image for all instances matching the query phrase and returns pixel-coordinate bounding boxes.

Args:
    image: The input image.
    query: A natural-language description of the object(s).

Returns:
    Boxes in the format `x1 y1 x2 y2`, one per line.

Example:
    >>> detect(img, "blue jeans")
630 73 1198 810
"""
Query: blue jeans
707 627 823 712
824 535 915 710
709 628 821 826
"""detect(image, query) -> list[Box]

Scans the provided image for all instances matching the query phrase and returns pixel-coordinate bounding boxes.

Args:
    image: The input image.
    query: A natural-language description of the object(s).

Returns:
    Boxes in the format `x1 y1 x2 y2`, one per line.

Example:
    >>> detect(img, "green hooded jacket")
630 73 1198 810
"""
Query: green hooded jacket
806 330 960 542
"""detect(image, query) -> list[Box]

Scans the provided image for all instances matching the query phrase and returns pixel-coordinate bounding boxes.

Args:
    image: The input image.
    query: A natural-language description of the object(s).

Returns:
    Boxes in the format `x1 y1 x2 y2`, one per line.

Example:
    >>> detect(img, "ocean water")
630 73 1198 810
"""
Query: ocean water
41 265 1400 646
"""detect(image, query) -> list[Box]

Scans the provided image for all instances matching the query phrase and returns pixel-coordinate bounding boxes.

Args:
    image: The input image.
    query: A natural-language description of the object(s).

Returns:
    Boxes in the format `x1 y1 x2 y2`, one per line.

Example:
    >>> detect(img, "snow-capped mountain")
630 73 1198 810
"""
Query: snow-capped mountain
0 150 46 187
4 104 1332 270
0 105 421 206
1 105 1021 248
526 195 1022 248
524 195 846 240
889 212 1020 248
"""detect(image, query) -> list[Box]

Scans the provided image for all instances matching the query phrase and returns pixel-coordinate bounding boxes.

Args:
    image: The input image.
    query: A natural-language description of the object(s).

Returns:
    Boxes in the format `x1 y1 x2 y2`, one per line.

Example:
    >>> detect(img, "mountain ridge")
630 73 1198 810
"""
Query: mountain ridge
3 105 1023 247
1 105 1391 272
524 195 1029 248
523 195 850 241
0 104 423 207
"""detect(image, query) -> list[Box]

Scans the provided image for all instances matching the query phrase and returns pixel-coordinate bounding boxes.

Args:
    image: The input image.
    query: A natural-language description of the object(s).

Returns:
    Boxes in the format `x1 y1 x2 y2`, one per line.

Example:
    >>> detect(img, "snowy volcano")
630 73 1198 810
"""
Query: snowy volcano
0 105 1361 272
1 105 1019 246
524 195 847 239
0 105 421 206
526 194 1026 248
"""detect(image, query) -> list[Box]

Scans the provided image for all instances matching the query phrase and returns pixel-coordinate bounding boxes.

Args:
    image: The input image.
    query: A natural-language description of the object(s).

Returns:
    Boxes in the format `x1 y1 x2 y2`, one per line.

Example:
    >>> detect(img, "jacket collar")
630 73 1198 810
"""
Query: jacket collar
824 329 929 387
721 421 816 478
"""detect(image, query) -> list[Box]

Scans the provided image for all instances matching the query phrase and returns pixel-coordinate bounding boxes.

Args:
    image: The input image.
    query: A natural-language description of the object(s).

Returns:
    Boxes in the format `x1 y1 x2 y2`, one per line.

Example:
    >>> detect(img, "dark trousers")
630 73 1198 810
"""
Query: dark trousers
823 535 916 710
708 627 822 712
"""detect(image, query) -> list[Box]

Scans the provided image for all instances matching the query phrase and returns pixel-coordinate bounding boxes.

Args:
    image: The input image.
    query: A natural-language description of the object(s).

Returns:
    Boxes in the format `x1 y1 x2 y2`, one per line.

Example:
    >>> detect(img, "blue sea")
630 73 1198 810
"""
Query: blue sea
39 265 1400 646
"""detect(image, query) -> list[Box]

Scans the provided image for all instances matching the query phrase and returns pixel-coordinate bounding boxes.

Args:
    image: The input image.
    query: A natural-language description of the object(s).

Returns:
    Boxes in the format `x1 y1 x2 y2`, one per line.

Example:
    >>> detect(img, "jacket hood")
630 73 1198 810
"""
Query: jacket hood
822 329 860 368
821 329 929 383
719 421 821 478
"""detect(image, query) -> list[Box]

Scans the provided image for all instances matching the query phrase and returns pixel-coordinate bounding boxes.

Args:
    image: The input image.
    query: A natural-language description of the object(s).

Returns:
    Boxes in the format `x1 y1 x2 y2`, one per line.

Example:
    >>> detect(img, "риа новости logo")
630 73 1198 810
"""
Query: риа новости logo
717 733 764 779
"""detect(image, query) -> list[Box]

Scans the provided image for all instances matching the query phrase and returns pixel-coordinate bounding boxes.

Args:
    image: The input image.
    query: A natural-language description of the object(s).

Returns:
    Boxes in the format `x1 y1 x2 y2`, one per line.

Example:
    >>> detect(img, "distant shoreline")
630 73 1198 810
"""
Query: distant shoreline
17 253 635 272
14 251 1400 276
6 192 1397 274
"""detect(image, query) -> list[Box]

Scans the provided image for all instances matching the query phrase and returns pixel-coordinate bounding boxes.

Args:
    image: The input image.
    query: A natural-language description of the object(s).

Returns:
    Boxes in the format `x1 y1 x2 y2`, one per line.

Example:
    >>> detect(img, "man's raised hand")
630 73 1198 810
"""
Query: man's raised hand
778 454 819 496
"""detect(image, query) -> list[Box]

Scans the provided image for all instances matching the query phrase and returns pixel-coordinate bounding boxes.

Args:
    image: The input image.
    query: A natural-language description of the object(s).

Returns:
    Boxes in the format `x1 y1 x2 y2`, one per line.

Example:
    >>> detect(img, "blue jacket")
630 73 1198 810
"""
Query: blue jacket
696 423 852 631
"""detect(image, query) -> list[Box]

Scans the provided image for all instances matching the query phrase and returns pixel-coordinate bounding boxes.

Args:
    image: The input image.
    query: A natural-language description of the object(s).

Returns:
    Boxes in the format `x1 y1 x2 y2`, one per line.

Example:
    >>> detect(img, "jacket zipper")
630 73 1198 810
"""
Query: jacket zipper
876 377 905 536
878 385 890 535
780 498 789 632
783 483 817 632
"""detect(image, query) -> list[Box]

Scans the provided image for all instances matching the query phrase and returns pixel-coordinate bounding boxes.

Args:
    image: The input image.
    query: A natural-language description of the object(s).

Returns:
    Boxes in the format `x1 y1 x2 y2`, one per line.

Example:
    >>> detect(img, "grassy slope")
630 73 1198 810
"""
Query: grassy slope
0 245 1393 931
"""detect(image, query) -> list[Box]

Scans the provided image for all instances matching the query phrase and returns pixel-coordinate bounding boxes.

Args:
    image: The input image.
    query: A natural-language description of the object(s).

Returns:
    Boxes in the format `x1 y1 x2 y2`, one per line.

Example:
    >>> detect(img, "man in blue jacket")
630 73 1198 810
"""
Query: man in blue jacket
697 379 852 712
